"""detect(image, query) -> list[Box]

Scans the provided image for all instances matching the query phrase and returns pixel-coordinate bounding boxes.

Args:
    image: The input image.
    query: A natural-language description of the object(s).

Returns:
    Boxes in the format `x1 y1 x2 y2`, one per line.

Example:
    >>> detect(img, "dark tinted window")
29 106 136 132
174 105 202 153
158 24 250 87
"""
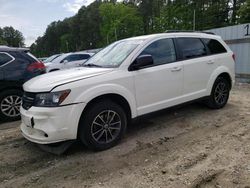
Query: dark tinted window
0 53 13 66
79 54 90 60
64 54 90 62
202 38 227 54
64 55 79 62
140 38 176 65
176 38 207 59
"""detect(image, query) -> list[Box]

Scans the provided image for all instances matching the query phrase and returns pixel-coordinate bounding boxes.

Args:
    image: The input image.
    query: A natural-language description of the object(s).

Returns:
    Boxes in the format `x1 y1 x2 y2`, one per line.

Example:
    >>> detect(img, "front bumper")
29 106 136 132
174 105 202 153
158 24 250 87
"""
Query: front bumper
20 103 86 144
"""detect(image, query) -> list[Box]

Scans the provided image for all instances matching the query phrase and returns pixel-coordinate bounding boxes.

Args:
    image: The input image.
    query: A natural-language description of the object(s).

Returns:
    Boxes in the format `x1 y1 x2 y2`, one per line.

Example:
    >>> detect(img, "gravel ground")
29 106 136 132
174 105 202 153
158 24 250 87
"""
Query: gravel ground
0 84 250 188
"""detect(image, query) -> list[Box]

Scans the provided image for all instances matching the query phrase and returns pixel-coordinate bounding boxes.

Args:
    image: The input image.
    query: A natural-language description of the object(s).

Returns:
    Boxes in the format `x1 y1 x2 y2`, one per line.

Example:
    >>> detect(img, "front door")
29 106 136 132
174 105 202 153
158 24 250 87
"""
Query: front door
132 38 183 115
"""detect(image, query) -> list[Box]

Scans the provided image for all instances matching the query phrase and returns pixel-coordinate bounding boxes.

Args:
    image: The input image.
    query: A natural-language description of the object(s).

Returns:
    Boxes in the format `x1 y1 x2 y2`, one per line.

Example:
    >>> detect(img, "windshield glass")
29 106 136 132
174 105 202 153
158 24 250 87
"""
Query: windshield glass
44 54 61 63
84 39 144 68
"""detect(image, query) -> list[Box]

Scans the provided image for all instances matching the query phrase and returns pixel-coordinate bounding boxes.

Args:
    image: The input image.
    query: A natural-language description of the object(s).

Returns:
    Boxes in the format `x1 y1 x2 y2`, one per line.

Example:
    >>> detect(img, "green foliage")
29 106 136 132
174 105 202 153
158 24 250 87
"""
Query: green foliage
99 3 143 45
0 26 24 47
239 0 250 23
31 0 250 57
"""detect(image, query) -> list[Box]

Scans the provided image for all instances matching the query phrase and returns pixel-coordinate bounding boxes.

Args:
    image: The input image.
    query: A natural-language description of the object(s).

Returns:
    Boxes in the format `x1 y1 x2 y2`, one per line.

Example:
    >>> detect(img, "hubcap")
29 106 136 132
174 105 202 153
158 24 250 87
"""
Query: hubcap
1 95 22 117
214 82 228 105
91 110 121 144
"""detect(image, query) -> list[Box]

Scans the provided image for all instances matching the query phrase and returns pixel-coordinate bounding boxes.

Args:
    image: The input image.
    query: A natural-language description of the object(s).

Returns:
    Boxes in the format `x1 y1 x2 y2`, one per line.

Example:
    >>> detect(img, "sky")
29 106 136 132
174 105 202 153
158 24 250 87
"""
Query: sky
0 0 96 46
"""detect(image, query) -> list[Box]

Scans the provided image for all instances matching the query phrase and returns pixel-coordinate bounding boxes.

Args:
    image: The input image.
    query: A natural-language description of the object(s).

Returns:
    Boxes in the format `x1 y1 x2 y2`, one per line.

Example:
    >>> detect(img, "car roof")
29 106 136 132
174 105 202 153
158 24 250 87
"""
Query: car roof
0 45 30 52
73 52 95 55
123 32 221 42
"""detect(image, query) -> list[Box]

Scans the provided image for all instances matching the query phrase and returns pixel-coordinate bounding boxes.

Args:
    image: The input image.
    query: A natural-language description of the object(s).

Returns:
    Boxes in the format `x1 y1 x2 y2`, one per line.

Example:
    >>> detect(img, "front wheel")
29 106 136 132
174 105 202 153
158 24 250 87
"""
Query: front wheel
78 100 127 151
205 77 230 109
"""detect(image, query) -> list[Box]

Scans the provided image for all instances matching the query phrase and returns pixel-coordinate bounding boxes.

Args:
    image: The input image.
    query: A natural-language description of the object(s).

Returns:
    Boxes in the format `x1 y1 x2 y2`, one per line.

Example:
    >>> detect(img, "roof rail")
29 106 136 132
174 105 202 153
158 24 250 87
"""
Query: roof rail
165 30 215 35
0 45 9 48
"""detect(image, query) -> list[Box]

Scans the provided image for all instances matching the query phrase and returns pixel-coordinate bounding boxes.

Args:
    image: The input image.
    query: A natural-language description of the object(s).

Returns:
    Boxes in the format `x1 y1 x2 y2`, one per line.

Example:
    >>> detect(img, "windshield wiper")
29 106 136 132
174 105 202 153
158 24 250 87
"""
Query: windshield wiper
83 63 103 68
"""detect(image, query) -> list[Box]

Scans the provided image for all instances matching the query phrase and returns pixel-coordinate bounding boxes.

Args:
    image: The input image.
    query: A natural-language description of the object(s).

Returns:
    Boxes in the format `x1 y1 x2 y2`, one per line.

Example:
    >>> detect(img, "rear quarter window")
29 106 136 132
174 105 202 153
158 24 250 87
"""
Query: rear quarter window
0 53 13 66
202 38 227 54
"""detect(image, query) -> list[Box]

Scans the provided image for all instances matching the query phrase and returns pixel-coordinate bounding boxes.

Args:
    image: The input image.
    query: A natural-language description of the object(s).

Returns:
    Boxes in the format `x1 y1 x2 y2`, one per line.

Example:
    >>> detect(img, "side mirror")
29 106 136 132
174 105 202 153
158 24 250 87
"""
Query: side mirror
129 55 154 71
61 59 68 64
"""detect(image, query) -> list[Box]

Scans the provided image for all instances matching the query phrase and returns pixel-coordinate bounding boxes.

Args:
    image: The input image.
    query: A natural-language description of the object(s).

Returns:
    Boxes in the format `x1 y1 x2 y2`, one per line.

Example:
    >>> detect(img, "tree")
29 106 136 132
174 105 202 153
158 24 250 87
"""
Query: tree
31 0 248 57
239 0 250 23
0 26 24 47
99 2 143 45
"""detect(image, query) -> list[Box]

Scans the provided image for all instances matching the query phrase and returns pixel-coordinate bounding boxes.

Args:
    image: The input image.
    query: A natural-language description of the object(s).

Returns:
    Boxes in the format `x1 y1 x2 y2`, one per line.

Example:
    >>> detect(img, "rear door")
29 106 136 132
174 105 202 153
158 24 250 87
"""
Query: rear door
0 52 12 80
176 37 215 97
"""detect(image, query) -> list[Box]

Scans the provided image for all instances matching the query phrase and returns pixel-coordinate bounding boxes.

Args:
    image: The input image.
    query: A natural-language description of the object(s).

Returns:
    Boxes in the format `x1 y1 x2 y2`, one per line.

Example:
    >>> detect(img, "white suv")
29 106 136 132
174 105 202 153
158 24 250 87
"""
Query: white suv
20 32 235 151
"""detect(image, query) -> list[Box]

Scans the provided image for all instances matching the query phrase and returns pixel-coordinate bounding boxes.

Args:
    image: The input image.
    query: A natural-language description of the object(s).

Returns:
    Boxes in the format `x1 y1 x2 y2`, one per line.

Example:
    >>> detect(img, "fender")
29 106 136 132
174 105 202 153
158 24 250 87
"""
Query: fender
75 83 137 118
206 66 234 95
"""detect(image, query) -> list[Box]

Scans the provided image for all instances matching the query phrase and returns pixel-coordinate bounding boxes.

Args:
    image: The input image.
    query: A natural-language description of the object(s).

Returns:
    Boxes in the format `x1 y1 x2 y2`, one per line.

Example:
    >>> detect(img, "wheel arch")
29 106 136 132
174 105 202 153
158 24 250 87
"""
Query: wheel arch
76 93 134 140
81 93 132 121
207 67 234 95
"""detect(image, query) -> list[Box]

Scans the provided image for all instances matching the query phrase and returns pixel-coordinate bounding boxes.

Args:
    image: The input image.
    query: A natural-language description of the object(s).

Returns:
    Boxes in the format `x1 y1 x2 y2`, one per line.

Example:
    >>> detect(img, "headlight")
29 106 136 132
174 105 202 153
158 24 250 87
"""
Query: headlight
34 90 71 107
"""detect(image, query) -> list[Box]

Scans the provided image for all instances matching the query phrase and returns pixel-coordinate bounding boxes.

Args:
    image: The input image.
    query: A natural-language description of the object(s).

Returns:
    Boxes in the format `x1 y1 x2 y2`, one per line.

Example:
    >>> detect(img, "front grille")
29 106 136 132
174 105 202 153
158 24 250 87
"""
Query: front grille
22 92 36 110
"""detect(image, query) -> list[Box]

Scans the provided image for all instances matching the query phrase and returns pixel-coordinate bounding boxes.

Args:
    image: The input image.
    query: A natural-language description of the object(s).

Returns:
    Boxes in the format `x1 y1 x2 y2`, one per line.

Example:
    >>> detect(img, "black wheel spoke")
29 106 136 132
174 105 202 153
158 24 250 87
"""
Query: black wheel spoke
214 81 229 105
96 130 105 141
91 110 121 144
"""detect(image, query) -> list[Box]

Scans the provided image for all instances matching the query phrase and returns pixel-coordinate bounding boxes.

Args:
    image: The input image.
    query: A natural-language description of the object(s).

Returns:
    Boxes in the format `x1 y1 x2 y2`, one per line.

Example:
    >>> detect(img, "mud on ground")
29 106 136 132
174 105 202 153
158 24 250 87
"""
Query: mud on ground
0 84 250 188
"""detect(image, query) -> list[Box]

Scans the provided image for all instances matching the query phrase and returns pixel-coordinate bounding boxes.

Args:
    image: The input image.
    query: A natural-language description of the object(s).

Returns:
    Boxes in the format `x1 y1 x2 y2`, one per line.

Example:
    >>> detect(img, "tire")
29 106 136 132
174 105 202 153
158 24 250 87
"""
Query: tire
0 89 23 121
79 100 127 151
205 77 230 109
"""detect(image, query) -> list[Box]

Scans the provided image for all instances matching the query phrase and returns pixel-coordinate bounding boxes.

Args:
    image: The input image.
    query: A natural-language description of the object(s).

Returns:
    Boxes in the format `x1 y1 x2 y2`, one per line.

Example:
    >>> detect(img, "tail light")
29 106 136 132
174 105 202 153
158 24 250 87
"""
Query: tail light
27 61 45 72
232 53 236 62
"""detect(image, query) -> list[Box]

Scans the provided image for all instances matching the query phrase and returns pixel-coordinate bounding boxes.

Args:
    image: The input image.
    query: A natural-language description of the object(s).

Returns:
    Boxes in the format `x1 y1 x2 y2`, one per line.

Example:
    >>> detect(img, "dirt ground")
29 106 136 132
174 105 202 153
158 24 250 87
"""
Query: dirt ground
0 84 250 188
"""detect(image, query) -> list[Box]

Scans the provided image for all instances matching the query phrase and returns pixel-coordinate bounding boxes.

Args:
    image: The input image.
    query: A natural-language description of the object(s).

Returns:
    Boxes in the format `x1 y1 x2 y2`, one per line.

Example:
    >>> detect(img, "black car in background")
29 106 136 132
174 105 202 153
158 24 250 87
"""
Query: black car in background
0 46 46 121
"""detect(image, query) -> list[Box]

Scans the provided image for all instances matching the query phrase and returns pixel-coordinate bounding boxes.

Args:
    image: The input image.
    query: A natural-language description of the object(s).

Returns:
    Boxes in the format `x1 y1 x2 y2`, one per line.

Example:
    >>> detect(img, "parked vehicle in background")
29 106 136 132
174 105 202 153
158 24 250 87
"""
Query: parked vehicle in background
43 54 62 64
82 48 102 54
38 57 48 62
44 52 94 72
0 46 46 121
21 32 235 151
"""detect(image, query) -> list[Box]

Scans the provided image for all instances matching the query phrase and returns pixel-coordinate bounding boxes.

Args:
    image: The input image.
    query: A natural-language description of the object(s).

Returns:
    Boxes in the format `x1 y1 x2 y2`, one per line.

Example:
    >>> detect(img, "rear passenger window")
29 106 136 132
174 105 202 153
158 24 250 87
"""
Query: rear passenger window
176 38 207 59
64 55 79 62
202 39 227 54
0 53 13 66
79 54 90 60
140 38 176 65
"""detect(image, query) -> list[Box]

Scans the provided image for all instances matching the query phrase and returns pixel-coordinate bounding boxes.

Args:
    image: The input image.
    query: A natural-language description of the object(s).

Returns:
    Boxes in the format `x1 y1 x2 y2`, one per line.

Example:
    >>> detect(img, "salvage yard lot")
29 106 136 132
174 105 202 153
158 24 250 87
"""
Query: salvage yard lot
0 84 250 188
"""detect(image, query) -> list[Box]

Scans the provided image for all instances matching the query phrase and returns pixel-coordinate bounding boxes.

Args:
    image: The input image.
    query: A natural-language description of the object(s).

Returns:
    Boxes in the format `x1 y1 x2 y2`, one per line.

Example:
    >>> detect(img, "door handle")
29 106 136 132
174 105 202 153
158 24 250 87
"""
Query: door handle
207 60 215 64
171 67 182 72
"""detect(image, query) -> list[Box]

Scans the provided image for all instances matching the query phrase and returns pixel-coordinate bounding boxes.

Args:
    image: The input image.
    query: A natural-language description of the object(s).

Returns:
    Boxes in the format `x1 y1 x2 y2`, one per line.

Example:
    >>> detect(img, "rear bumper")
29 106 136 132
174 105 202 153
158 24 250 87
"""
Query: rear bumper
20 103 86 144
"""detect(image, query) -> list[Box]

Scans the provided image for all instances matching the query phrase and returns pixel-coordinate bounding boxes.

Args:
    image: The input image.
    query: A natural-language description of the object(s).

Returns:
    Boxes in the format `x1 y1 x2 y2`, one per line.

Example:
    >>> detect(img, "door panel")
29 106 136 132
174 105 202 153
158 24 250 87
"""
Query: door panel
132 38 183 115
176 37 214 97
134 62 183 115
182 56 215 95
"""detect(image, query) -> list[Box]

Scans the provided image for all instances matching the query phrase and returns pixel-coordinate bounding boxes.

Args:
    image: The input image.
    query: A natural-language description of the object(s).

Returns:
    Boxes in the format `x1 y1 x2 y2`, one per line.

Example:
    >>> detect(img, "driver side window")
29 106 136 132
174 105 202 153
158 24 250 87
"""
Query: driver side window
140 38 176 66
63 55 79 62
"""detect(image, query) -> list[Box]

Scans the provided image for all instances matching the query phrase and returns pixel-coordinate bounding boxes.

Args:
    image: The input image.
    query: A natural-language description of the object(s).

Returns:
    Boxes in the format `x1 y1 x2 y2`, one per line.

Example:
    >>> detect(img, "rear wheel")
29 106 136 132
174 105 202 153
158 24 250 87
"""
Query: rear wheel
0 89 22 121
79 100 127 151
206 77 230 109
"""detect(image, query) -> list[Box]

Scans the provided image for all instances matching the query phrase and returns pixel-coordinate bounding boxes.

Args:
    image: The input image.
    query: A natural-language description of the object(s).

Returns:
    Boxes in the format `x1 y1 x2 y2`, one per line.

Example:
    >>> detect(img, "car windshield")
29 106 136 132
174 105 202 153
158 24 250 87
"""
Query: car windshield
84 39 144 68
43 54 59 63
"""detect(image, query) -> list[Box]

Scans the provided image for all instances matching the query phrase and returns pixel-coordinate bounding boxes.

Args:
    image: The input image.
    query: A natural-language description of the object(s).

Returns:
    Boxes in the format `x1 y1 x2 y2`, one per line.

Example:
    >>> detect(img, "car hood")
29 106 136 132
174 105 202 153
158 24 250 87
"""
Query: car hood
23 67 114 92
